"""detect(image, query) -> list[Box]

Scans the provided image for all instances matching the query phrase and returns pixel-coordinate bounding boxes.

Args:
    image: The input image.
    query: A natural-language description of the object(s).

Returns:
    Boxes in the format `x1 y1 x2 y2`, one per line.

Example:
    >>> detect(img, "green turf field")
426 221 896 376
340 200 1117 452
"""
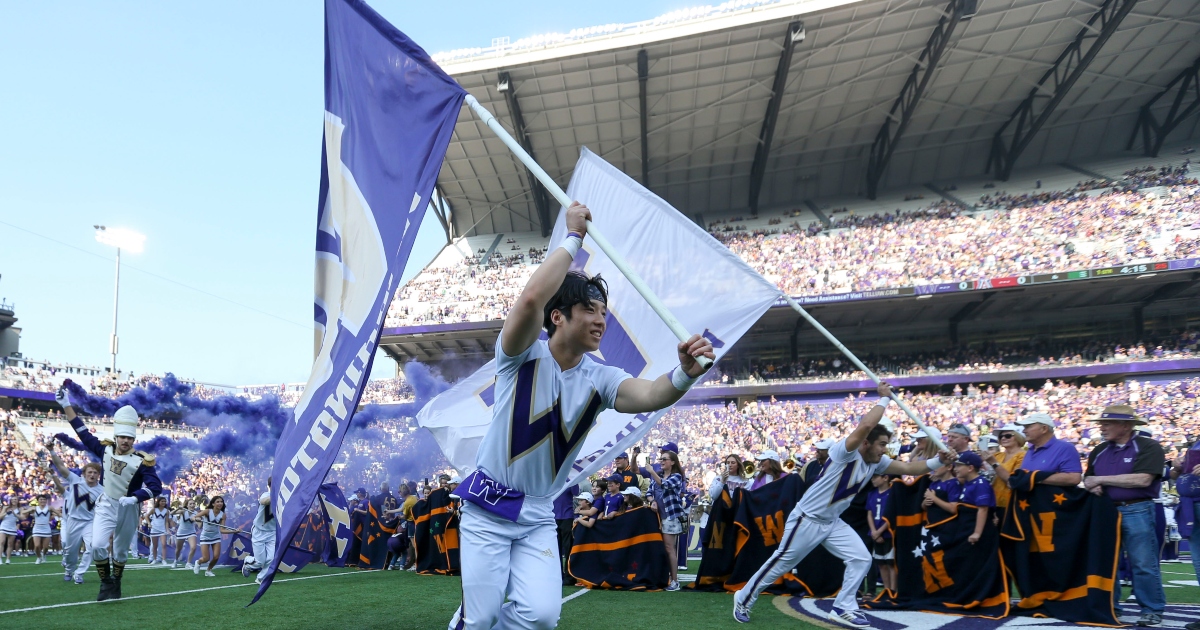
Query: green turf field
1 556 1196 629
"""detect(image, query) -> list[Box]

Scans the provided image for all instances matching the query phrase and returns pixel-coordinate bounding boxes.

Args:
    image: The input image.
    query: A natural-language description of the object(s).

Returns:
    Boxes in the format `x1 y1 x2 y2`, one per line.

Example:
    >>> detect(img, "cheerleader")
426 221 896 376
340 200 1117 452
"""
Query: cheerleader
171 499 199 569
193 496 235 577
143 497 170 565
0 498 22 564
30 495 62 564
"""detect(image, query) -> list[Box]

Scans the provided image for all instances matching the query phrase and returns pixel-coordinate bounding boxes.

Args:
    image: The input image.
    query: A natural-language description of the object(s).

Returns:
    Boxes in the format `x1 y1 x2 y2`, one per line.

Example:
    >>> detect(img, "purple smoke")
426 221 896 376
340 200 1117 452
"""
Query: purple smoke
59 361 457 487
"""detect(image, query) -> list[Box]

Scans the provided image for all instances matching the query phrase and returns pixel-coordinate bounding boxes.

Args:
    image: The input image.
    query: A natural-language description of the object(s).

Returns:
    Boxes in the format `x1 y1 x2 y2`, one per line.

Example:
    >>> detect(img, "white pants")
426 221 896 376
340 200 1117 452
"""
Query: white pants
735 507 871 613
91 496 140 565
63 518 94 577
247 531 276 569
449 502 561 630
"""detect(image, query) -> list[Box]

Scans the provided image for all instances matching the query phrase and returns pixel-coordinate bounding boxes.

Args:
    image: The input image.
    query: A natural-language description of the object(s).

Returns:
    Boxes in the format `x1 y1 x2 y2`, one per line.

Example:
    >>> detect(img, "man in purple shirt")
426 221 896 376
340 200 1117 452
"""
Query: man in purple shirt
1014 413 1082 487
1084 405 1165 627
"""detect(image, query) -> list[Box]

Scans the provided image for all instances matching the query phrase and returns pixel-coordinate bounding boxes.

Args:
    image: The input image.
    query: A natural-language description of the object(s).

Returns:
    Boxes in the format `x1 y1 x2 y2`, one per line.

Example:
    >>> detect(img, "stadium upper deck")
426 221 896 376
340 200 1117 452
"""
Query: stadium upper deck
382 0 1200 369
428 0 1200 239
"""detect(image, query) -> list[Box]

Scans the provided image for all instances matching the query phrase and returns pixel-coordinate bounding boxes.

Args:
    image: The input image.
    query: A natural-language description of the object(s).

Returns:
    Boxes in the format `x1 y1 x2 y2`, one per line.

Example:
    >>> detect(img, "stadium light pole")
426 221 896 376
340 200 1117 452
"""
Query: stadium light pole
94 226 145 374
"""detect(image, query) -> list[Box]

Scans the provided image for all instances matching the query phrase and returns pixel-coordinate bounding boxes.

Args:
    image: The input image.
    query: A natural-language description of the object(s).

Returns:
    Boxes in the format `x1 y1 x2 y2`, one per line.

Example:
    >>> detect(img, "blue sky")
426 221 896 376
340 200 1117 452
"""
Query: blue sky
0 0 689 386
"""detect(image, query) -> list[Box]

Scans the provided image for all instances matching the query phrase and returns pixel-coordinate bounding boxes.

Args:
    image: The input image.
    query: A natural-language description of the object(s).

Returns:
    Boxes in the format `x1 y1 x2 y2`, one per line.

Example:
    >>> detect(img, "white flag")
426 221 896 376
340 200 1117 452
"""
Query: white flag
417 147 781 487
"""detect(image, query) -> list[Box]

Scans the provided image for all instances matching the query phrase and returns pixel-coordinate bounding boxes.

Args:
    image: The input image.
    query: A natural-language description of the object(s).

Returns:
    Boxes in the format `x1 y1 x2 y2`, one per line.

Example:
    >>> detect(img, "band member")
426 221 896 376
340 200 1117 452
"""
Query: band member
56 388 162 601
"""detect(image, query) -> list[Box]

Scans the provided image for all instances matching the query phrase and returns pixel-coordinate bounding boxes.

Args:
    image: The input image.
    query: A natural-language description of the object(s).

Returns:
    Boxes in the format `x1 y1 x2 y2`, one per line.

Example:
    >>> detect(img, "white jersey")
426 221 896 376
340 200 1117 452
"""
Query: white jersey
150 508 168 534
32 507 52 535
0 511 17 534
252 492 275 538
64 472 103 522
795 439 892 522
175 509 197 537
478 337 630 497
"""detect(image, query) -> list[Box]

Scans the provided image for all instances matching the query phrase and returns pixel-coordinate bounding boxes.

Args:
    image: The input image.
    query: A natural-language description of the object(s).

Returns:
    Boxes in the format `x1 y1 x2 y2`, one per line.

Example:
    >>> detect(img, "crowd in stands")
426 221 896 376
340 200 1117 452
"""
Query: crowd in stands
711 330 1200 385
626 376 1200 498
384 162 1199 326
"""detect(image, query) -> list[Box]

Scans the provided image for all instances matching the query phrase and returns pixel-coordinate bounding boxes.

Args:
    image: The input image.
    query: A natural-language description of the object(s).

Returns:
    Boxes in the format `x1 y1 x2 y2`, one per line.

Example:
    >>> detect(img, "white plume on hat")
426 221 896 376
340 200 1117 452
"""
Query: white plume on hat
113 405 139 438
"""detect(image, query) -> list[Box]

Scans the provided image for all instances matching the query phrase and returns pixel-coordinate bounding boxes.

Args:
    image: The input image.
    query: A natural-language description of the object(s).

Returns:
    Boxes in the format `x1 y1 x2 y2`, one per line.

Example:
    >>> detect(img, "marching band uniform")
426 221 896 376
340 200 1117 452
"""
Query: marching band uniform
57 390 162 601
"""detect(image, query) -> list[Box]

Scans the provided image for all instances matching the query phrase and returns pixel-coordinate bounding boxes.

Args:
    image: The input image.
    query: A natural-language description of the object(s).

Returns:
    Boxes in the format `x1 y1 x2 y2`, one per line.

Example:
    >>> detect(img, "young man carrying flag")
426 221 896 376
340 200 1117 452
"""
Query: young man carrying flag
733 382 956 627
449 202 714 630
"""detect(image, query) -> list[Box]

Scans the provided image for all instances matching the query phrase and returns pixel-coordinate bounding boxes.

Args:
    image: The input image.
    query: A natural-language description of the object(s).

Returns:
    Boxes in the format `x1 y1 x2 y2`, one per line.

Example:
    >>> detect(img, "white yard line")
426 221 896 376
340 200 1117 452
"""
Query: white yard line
0 571 364 615
560 588 590 604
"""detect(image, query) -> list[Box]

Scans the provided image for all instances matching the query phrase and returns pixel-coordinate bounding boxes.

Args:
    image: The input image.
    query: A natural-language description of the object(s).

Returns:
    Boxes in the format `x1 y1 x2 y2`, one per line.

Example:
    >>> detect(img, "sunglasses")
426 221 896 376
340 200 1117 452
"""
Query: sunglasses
997 433 1014 439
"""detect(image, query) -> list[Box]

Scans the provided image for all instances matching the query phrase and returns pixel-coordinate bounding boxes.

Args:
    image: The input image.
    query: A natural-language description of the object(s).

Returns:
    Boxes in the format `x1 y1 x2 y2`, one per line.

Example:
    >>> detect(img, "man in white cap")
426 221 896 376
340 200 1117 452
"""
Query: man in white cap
55 386 162 601
799 439 833 482
1014 412 1082 487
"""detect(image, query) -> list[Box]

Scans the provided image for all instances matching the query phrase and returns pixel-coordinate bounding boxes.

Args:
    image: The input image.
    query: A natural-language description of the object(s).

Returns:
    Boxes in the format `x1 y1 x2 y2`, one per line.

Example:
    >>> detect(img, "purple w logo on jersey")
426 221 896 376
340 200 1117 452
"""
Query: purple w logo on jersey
507 360 604 477
829 464 868 504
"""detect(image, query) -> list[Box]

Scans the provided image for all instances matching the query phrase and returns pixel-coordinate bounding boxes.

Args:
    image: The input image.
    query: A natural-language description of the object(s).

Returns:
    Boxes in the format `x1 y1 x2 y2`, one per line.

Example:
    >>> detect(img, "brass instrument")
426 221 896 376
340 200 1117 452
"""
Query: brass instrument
742 460 756 478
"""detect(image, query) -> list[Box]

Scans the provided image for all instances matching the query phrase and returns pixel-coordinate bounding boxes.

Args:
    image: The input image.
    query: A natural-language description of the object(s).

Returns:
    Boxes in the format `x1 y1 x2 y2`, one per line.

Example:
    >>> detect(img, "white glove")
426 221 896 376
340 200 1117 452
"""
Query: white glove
54 387 73 410
119 496 138 507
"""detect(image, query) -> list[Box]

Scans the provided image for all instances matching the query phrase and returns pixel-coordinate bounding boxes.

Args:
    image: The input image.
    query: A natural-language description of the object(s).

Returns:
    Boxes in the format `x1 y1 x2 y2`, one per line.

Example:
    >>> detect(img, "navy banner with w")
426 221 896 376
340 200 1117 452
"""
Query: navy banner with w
255 0 466 603
567 506 668 590
318 483 352 567
358 493 398 569
1002 472 1121 626
413 488 460 575
866 477 1008 618
691 474 842 597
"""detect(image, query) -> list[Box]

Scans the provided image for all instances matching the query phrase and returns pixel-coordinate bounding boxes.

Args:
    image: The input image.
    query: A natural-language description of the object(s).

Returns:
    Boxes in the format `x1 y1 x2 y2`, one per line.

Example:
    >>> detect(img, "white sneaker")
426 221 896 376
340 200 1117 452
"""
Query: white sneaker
204 571 216 577
193 563 201 575
255 574 265 584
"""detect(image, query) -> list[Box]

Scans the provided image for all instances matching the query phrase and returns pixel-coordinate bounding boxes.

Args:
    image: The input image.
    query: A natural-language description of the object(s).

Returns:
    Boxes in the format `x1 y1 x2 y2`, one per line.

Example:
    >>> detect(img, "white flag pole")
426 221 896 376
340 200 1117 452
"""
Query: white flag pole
464 94 712 369
782 295 950 453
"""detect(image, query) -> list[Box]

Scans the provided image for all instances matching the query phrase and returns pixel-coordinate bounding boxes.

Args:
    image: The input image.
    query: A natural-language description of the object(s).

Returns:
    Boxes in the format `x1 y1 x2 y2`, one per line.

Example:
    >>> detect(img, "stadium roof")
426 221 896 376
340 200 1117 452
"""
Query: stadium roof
432 0 1200 238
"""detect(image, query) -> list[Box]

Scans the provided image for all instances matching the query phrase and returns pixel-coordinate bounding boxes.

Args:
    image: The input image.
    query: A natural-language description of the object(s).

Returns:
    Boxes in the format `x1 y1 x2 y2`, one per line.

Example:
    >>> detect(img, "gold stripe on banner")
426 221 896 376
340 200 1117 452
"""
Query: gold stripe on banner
571 532 663 553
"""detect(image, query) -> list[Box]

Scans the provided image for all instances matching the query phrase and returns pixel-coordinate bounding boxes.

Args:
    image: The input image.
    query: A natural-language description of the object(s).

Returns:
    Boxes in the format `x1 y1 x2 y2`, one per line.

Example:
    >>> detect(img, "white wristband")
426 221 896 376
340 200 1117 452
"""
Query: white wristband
876 397 892 409
926 457 944 471
670 365 698 391
559 235 582 258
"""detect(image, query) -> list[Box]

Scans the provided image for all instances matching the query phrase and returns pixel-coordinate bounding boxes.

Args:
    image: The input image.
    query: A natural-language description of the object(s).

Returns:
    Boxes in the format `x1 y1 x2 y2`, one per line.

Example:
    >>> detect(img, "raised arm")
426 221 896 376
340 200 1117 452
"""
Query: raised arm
614 334 714 414
501 203 591 357
55 389 104 459
845 382 895 453
47 444 70 480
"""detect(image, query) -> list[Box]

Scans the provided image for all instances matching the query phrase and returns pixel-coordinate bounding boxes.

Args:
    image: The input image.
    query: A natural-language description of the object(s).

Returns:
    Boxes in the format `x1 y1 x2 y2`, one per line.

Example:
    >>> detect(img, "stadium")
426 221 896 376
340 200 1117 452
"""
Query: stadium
3 0 1200 627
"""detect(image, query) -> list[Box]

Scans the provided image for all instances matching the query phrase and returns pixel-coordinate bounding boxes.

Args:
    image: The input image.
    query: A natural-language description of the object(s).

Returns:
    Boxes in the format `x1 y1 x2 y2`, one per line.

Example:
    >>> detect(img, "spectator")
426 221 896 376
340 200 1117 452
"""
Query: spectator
748 450 785 490
613 451 642 490
865 473 896 593
707 454 747 500
572 492 597 529
982 423 1026 511
1014 413 1083 487
799 440 832 482
1083 405 1166 627
599 475 623 519
646 450 686 592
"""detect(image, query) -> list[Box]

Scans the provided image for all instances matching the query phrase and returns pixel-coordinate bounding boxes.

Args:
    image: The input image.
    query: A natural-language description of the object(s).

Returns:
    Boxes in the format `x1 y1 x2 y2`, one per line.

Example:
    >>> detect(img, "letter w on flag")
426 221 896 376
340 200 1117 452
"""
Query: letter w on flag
418 148 781 488
254 0 465 603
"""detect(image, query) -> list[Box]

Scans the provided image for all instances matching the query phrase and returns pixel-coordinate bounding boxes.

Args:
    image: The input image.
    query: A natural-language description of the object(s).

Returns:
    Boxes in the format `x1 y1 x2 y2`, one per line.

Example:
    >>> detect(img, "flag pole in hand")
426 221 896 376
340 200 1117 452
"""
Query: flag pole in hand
781 295 950 453
464 94 712 369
